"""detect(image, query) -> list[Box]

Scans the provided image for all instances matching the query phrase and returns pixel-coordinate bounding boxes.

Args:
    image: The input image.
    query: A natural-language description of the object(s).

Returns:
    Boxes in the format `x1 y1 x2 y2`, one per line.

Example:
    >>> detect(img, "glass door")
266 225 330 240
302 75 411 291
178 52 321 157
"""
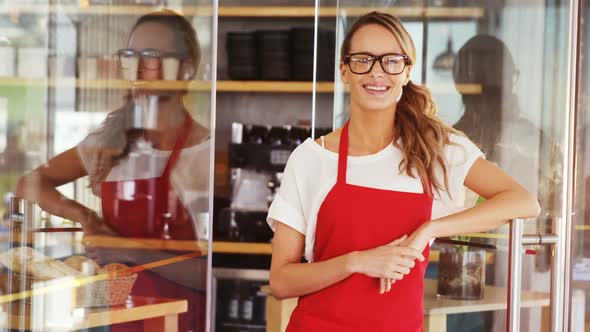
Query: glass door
313 0 575 331
0 1 216 331
570 0 590 331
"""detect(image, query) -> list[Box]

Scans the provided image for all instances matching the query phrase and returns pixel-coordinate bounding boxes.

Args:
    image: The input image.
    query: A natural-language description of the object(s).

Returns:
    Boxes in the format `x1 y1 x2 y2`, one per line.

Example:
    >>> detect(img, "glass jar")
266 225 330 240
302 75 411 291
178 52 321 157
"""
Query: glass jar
436 244 486 300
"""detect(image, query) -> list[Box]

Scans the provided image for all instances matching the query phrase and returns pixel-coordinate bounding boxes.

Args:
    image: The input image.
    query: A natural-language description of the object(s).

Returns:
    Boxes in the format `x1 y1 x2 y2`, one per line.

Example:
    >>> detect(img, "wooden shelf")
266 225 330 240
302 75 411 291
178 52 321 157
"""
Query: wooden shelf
1 5 484 19
0 78 480 94
0 77 211 91
219 6 484 19
0 78 331 93
82 236 272 254
2 296 187 330
80 236 496 263
217 80 334 93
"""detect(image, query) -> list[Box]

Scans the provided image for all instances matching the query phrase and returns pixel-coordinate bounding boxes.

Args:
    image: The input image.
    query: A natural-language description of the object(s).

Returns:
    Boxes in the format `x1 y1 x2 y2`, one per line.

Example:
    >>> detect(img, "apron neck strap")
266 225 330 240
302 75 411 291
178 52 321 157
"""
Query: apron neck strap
337 120 350 184
162 111 193 178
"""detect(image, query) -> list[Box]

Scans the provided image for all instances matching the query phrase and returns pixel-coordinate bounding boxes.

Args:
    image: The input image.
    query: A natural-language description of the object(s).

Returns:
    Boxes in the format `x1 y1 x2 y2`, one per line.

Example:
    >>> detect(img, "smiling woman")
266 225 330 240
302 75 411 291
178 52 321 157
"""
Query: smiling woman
266 11 540 332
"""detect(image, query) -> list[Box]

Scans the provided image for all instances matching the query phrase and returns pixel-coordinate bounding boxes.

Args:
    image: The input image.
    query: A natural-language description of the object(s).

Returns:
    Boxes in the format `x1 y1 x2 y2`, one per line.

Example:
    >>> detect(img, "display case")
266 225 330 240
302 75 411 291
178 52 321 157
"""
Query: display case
0 1 216 331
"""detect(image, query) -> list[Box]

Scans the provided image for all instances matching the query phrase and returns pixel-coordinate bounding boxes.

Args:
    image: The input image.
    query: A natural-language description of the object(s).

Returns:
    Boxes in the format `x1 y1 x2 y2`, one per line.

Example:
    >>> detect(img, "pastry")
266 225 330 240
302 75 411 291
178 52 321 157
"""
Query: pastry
64 256 100 276
0 247 82 279
98 263 131 276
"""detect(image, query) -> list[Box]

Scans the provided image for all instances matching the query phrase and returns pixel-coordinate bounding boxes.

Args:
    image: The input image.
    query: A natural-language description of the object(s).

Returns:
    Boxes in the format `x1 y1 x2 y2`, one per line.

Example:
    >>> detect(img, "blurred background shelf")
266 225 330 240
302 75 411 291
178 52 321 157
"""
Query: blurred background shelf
0 78 481 94
0 5 484 19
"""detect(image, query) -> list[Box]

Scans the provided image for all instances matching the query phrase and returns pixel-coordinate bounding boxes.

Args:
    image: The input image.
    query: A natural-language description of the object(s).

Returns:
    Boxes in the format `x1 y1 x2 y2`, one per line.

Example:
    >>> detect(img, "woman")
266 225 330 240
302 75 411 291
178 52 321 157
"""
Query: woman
16 10 209 332
267 11 540 332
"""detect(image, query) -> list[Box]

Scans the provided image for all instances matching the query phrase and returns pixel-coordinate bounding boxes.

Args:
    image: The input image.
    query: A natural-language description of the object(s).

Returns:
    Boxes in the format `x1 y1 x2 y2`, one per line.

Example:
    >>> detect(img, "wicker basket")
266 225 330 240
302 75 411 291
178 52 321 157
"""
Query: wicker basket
77 272 138 307
9 272 138 307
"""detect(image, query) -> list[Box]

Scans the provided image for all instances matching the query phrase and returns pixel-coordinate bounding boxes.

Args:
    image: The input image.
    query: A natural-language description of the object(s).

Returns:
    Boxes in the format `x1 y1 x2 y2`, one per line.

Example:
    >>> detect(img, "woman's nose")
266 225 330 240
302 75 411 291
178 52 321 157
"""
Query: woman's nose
368 60 385 77
138 57 162 80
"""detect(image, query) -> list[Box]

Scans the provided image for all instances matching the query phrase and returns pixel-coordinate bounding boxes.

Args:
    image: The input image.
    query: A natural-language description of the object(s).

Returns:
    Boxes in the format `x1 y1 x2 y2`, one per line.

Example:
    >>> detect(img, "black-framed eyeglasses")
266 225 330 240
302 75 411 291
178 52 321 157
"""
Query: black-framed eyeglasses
116 48 188 69
343 52 410 75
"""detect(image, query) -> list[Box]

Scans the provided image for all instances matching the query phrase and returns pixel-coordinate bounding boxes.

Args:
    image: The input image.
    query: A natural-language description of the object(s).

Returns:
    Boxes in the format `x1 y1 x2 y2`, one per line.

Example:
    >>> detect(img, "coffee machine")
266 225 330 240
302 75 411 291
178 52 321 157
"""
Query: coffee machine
212 123 331 332
221 122 313 243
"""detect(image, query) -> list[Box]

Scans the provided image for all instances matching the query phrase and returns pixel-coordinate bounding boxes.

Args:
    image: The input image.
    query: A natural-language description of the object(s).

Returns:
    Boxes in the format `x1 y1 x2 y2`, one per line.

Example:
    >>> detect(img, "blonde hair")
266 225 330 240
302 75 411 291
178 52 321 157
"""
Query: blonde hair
341 11 463 196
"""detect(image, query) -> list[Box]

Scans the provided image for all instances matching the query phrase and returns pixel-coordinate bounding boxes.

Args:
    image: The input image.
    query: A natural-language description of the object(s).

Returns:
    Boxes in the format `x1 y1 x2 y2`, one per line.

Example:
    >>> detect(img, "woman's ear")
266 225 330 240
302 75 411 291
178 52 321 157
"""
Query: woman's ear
403 66 412 86
180 59 196 80
340 62 349 83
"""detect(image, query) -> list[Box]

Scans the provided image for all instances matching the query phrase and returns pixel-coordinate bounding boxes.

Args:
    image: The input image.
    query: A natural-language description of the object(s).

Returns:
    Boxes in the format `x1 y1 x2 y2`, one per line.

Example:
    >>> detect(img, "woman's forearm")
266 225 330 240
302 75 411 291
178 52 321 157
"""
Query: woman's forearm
16 172 93 226
270 252 356 300
426 189 540 239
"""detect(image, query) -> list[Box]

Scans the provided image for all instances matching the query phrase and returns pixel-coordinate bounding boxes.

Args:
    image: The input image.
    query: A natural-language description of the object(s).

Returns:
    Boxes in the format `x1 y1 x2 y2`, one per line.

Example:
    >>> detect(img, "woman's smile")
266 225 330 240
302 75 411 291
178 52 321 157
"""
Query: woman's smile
362 82 392 95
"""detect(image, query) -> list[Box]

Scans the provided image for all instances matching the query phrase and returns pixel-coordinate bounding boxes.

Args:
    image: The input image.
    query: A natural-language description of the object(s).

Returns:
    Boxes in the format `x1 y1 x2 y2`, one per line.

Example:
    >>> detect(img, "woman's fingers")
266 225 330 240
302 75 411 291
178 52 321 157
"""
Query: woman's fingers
379 278 397 294
397 246 425 262
387 234 408 246
380 277 385 294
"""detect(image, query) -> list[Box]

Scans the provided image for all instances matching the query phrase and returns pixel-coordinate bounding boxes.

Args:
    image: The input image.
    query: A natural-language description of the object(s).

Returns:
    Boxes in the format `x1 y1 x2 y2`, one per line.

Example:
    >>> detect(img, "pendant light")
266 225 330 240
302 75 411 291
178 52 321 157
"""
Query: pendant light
433 36 456 71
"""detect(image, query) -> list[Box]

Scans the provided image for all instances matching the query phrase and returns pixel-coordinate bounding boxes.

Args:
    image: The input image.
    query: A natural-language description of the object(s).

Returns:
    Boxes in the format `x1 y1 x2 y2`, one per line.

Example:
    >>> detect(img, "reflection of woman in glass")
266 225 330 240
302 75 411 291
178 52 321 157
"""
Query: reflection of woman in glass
453 35 522 160
267 12 540 332
453 35 561 332
453 35 560 211
16 10 209 332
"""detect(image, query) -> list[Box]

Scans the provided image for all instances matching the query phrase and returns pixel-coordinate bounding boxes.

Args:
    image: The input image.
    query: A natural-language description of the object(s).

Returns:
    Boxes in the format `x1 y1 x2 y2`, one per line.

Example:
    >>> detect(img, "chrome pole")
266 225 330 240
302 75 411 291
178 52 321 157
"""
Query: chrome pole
507 218 524 332
22 199 34 245
551 218 567 332
561 0 581 330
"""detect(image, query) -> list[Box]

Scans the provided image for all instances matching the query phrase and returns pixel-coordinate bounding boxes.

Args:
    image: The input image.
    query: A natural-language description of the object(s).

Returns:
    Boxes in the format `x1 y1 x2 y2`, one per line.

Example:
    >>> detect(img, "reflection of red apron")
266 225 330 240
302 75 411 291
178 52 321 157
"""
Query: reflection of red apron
287 121 433 332
101 112 204 332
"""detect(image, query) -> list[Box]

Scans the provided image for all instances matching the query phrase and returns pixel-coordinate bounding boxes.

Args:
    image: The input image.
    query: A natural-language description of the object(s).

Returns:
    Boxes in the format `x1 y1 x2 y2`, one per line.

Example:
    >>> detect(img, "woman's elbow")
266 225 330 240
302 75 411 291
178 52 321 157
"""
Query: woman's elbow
522 191 541 219
15 171 46 203
15 173 35 200
269 276 288 300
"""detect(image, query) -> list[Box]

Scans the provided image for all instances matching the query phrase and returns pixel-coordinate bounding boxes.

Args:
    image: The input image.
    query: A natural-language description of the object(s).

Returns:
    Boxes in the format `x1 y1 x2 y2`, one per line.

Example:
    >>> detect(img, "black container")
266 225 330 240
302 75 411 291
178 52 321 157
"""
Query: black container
266 126 291 146
227 31 258 80
243 124 270 144
289 28 336 81
285 126 310 145
256 30 291 80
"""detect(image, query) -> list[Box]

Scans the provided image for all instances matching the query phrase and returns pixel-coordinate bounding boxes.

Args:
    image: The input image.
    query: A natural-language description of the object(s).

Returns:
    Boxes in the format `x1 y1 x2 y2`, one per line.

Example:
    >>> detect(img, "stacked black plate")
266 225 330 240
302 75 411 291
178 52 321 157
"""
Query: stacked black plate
317 28 336 81
227 32 257 80
256 30 291 81
290 28 315 81
290 28 336 81
226 28 336 81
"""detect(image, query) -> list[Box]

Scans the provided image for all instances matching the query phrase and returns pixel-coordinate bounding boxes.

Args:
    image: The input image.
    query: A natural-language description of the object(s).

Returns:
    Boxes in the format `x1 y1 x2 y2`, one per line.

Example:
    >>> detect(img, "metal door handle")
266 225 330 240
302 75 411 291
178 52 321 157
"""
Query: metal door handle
507 218 566 332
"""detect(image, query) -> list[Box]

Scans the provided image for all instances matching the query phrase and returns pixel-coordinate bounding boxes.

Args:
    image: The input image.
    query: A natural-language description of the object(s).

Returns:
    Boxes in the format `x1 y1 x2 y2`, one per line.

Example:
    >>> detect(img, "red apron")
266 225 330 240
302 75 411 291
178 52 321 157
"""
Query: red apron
287 121 433 332
101 112 205 332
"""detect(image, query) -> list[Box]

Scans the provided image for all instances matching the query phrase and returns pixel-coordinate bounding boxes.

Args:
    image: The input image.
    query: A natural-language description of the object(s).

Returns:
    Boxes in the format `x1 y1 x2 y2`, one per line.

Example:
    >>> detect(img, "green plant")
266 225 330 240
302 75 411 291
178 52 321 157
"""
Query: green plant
450 235 471 254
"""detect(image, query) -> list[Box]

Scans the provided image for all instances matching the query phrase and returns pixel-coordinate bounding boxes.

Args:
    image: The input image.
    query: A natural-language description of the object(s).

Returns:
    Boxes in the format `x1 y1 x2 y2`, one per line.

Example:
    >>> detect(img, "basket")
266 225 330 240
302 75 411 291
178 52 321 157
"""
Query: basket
9 272 138 307
78 272 138 307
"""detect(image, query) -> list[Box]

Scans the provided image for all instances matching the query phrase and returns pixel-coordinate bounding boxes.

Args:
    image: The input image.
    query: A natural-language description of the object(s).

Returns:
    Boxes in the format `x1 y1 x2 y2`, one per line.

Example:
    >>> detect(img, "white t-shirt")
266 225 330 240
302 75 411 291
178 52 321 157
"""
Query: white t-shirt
266 133 484 262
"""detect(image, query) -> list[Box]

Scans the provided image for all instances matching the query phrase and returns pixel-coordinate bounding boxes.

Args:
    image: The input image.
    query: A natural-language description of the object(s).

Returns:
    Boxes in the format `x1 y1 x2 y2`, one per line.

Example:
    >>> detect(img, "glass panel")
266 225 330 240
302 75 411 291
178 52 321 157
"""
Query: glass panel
316 0 571 331
571 0 590 331
0 1 215 331
212 1 319 331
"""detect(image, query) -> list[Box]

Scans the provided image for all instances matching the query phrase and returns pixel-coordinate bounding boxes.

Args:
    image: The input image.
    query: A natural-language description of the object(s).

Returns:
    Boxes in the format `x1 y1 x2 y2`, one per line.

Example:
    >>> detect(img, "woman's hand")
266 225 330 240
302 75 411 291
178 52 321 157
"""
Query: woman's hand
401 222 434 253
83 231 139 266
379 224 435 294
80 210 118 236
348 234 425 294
